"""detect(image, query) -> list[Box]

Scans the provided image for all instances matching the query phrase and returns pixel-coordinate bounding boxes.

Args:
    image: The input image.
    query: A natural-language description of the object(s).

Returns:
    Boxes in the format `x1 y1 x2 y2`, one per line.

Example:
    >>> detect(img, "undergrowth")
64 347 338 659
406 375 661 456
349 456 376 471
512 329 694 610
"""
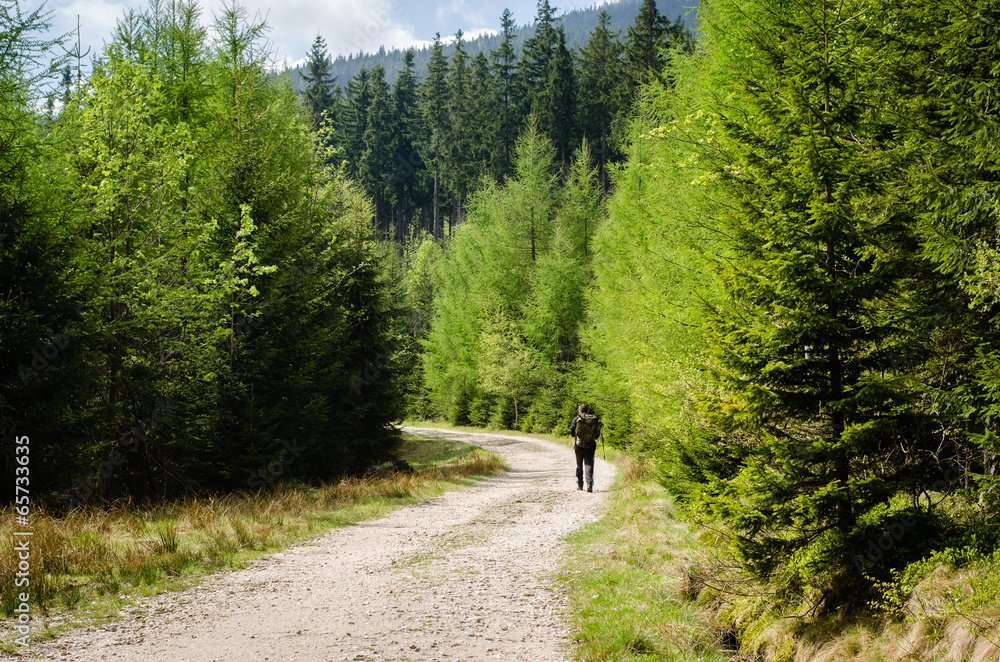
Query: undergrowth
561 456 728 662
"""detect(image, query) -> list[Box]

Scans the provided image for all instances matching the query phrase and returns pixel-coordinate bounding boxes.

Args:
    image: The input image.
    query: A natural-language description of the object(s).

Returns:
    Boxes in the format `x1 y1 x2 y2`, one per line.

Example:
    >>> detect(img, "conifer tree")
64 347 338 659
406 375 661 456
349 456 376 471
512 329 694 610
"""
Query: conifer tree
874 0 1000 516
518 1 559 122
420 34 449 241
388 49 423 243
537 27 577 167
693 0 934 606
490 8 519 176
578 10 624 193
623 0 671 90
469 52 500 183
362 65 393 232
302 35 336 128
446 30 472 229
342 67 372 178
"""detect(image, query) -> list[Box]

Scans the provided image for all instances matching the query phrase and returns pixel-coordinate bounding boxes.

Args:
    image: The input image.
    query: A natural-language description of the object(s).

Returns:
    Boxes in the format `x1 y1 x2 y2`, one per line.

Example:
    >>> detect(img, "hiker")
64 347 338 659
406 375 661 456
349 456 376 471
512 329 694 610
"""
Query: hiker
570 404 601 492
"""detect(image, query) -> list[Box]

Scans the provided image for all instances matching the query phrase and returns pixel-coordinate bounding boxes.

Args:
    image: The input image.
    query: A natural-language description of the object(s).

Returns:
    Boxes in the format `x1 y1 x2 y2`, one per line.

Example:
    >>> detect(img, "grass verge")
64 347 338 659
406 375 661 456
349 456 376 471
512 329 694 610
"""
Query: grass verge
0 433 505 651
561 456 728 662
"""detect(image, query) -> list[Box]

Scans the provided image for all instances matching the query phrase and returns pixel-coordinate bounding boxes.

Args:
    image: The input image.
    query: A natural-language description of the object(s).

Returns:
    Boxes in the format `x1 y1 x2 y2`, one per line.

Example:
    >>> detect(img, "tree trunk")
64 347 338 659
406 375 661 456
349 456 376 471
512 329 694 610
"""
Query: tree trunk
433 130 441 242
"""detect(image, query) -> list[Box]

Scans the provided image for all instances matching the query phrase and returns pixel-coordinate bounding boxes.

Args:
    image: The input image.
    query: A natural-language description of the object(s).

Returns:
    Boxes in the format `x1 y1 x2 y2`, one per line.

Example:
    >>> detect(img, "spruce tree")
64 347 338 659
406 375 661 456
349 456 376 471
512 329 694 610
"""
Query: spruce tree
490 8 519 176
469 52 500 183
518 1 559 122
388 49 423 243
341 67 372 179
420 34 449 241
623 0 671 90
875 0 1000 518
537 27 577 167
446 30 472 230
578 10 624 193
362 65 393 233
302 35 336 128
694 0 934 606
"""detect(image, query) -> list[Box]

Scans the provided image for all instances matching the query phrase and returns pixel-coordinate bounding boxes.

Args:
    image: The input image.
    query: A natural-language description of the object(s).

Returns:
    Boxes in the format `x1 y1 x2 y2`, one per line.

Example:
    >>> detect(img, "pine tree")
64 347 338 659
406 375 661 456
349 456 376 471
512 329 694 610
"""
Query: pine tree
420 34 449 242
469 52 500 183
342 68 372 179
537 27 577 167
874 0 1000 518
388 49 423 243
446 30 472 231
518 1 559 122
490 8 519 176
578 10 624 193
361 65 393 232
693 0 934 607
0 3 91 496
623 0 671 90
302 35 336 128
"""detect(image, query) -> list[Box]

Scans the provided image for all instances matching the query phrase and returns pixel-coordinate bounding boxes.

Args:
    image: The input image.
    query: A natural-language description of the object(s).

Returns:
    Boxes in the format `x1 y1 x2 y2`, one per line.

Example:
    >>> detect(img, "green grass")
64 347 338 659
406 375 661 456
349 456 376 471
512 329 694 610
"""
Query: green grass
0 433 506 651
561 457 728 662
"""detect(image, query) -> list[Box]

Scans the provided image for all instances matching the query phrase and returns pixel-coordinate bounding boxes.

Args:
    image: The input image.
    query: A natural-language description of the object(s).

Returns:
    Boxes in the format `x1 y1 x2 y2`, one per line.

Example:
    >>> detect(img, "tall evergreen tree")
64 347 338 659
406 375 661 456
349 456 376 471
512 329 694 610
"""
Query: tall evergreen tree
341 67 372 179
518 1 559 122
361 65 393 232
388 49 423 243
420 34 449 241
469 51 501 183
578 10 624 193
302 35 337 128
875 0 1000 516
537 27 577 167
691 0 937 607
623 0 671 90
446 30 472 230
490 8 519 176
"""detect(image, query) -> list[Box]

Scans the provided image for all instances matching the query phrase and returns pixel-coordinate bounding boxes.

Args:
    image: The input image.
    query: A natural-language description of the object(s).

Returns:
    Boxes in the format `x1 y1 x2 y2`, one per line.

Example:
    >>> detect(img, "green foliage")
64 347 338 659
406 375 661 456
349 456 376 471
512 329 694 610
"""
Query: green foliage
581 50 719 457
2 0 409 506
422 122 601 430
581 0 1000 619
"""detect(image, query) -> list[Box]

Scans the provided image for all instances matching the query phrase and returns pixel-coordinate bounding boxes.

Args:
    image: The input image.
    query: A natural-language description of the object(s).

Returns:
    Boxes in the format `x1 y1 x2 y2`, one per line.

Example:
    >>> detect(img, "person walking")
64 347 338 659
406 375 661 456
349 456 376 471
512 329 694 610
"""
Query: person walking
570 404 601 492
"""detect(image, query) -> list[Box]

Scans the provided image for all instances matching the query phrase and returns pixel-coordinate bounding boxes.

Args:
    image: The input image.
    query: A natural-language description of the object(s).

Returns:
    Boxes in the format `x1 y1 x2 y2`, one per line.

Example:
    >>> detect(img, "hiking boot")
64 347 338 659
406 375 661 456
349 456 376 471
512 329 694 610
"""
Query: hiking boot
586 485 593 493
577 482 583 491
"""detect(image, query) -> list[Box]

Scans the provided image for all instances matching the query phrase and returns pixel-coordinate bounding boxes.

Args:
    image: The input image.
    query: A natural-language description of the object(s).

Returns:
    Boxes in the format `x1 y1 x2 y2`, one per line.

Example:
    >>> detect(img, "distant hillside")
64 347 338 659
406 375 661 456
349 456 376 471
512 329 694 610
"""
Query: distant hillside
290 0 699 88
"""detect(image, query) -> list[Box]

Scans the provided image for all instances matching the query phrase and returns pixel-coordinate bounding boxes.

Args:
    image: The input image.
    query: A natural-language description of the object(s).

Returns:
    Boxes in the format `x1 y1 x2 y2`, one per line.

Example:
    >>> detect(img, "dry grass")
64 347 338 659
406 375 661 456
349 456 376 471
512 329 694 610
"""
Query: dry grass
0 440 505 647
696 555 1000 662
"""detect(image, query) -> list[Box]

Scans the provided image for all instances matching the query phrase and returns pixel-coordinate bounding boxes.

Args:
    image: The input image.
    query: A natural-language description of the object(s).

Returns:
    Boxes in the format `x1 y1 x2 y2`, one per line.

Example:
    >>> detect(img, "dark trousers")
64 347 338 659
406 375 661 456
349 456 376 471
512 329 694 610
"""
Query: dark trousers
575 444 595 488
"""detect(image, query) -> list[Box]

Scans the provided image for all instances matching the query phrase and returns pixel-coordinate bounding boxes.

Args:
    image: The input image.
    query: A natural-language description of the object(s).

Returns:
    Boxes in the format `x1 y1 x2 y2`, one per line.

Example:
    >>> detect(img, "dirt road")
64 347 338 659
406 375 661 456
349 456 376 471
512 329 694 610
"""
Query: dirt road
21 428 614 662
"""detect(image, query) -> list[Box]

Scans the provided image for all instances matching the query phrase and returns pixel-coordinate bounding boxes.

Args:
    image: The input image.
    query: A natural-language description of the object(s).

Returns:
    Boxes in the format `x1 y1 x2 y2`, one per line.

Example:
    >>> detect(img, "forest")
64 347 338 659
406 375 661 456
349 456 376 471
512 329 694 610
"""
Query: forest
3 0 1000 647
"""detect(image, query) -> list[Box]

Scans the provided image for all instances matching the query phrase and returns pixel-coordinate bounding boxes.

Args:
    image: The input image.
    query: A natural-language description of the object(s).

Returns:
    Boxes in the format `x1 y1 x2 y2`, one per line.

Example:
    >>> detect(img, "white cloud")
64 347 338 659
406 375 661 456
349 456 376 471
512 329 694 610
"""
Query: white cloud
442 26 496 44
435 0 490 29
43 0 427 68
202 0 425 61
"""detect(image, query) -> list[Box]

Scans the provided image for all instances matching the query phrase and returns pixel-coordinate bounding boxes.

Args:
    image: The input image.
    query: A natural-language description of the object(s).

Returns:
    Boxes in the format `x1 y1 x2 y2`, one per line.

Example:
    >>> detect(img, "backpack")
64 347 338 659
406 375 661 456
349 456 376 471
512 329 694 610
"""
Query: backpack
576 413 601 448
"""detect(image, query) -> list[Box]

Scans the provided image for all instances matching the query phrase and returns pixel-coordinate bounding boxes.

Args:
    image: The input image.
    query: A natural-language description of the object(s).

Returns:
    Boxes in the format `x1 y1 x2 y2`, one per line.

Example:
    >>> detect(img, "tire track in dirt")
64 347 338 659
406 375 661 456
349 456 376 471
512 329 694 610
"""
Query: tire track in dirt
20 428 614 662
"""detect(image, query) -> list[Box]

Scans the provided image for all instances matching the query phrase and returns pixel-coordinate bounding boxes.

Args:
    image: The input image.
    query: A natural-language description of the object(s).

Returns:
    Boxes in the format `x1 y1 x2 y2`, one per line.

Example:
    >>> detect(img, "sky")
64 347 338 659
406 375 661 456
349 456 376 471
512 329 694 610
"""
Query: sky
36 0 616 70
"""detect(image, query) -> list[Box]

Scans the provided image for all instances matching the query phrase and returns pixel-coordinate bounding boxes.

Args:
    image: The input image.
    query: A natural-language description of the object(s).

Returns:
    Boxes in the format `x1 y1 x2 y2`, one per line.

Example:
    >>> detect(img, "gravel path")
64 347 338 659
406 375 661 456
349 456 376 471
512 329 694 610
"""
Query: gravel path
19 428 614 662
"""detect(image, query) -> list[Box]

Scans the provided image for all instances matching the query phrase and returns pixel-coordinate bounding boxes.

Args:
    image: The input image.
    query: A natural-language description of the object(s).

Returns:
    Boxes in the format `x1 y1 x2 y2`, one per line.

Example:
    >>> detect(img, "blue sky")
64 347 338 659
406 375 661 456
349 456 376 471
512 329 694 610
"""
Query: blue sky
36 0 614 69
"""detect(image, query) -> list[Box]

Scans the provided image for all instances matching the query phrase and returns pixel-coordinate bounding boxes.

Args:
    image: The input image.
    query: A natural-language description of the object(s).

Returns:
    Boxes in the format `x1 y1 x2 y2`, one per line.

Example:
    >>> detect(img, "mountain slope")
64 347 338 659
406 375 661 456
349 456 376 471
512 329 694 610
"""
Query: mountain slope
290 0 698 88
